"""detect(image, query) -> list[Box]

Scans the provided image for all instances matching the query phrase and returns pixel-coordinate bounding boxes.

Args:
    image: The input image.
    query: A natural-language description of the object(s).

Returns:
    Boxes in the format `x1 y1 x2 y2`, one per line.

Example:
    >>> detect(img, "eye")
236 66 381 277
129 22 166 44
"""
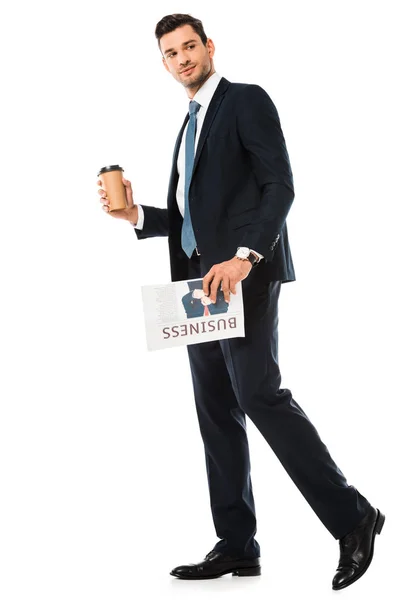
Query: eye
167 44 195 59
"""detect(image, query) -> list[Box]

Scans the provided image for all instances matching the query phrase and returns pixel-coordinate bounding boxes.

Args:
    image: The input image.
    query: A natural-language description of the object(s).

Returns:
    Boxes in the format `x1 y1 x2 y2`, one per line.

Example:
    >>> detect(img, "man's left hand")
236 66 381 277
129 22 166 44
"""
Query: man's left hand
203 257 252 303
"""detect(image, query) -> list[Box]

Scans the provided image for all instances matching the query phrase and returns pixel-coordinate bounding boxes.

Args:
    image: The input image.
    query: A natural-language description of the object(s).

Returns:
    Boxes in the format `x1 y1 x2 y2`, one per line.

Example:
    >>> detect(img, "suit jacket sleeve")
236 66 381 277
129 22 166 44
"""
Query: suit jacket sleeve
236 84 295 260
132 204 169 239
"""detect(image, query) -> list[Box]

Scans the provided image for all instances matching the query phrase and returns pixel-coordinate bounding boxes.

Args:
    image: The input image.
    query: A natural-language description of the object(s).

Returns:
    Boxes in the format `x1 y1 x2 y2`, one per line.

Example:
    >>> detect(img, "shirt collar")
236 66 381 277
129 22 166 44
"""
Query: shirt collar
191 72 222 111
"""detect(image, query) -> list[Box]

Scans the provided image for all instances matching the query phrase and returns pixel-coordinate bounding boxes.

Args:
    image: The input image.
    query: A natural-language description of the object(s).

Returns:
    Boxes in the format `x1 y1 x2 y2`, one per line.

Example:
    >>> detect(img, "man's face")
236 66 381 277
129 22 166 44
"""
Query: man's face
160 24 215 91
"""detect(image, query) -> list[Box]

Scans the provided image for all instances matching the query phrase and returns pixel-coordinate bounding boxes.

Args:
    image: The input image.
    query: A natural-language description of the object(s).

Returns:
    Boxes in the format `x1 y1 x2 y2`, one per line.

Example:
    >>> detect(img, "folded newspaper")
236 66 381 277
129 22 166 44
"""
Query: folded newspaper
141 278 245 351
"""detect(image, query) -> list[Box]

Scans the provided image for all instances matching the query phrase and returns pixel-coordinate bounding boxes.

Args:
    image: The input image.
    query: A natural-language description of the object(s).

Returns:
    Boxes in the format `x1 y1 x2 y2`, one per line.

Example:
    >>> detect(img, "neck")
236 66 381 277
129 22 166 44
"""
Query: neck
187 66 216 99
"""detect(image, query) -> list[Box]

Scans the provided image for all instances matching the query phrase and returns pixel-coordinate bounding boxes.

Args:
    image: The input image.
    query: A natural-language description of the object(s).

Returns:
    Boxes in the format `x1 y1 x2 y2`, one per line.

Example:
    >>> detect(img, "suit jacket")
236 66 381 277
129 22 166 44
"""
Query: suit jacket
134 76 296 284
181 291 229 319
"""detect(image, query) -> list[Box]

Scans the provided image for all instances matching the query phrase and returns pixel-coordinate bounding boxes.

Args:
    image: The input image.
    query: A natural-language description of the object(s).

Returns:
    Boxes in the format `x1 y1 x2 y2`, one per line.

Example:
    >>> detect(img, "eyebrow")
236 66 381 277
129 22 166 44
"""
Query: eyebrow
163 39 198 56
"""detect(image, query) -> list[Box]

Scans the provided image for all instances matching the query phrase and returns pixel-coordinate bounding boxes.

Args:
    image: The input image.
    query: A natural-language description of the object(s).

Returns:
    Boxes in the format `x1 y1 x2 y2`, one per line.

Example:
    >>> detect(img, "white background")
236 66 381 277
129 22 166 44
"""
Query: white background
0 1 399 598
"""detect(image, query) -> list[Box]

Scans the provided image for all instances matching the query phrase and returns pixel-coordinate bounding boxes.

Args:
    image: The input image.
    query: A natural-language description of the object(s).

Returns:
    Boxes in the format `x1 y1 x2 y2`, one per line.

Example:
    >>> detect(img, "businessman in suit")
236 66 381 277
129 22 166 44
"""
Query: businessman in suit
182 280 229 318
97 13 385 590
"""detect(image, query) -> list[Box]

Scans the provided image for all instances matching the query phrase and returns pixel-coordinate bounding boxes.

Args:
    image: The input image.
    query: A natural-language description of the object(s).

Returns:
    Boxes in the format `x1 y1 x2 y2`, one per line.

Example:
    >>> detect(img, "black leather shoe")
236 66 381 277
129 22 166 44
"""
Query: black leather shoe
332 506 385 590
170 550 261 579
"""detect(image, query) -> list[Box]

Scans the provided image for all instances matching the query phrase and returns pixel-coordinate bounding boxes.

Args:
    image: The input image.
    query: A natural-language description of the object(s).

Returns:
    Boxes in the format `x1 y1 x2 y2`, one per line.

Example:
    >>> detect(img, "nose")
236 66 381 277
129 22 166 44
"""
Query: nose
178 50 191 68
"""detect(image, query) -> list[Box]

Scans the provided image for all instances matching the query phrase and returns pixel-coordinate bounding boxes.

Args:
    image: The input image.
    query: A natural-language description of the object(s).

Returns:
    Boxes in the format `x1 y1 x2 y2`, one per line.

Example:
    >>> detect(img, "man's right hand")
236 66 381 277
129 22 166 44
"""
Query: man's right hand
97 177 138 224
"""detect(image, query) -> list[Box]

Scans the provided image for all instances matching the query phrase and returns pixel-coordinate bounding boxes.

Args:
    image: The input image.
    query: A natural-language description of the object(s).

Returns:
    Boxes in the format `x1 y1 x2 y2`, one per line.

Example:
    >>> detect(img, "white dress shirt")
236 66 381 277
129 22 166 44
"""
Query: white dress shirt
132 71 263 261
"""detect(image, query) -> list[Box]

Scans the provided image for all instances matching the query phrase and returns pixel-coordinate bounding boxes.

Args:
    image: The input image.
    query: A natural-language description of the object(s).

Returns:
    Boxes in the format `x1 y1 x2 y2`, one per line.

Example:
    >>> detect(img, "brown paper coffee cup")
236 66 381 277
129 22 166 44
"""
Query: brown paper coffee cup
97 165 127 211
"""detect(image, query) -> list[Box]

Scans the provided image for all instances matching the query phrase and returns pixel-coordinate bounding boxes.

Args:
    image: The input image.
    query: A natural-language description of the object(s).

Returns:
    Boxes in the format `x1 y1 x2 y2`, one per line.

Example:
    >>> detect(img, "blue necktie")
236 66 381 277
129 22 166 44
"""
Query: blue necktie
181 100 201 258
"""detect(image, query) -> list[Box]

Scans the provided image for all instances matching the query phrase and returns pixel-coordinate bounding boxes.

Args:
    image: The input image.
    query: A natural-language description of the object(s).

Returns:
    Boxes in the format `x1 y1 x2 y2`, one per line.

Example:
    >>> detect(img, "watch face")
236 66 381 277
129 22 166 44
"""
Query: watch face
237 247 250 259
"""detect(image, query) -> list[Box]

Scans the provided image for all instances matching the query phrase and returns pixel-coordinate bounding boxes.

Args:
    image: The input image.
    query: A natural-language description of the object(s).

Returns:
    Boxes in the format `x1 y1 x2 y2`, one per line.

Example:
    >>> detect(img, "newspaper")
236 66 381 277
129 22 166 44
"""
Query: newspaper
141 277 245 351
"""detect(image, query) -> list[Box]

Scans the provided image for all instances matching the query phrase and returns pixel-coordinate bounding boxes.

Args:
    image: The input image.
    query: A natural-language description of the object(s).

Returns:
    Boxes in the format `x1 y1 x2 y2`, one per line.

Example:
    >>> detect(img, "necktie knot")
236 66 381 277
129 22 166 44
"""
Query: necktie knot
189 100 201 116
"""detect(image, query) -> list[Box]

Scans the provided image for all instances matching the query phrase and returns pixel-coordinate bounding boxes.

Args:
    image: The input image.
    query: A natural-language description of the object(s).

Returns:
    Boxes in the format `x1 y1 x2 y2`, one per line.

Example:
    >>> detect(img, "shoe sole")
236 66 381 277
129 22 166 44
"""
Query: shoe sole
170 564 261 579
332 508 385 591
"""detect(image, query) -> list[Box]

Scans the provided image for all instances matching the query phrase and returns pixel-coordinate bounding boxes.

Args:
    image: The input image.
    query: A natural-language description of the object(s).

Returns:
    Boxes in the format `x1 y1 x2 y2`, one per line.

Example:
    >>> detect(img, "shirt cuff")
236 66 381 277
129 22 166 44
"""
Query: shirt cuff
130 204 144 229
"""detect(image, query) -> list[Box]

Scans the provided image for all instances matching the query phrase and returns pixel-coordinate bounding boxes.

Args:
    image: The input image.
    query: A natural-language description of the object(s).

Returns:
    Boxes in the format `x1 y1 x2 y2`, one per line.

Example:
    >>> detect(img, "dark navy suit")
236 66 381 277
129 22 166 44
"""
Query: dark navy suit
134 76 371 557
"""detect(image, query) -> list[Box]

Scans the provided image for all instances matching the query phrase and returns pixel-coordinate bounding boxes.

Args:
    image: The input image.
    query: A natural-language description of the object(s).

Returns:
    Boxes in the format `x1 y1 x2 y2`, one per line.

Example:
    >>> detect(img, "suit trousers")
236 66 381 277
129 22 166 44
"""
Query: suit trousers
186 253 372 559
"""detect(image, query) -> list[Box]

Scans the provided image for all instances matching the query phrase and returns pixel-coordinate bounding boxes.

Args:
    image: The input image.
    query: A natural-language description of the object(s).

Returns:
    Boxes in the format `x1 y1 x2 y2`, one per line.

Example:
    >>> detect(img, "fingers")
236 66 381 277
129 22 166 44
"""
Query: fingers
211 276 231 303
204 265 234 303
97 182 110 212
218 277 231 303
209 273 223 304
203 269 214 297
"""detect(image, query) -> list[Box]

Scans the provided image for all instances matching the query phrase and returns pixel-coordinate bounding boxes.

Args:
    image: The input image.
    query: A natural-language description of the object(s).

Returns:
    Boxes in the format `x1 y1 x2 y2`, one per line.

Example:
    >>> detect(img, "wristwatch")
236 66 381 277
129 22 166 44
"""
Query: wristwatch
235 246 259 267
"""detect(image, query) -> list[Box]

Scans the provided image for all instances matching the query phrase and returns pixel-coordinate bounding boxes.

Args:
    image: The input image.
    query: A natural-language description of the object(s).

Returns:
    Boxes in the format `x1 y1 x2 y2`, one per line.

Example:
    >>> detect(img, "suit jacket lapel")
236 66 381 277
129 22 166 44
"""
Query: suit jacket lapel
167 77 230 209
167 113 189 212
191 77 230 179
173 113 189 167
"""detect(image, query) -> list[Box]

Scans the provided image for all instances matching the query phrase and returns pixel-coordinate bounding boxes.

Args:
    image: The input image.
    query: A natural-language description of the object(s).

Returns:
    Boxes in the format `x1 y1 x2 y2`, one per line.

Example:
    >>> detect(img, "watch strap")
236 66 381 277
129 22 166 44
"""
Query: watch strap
235 252 258 267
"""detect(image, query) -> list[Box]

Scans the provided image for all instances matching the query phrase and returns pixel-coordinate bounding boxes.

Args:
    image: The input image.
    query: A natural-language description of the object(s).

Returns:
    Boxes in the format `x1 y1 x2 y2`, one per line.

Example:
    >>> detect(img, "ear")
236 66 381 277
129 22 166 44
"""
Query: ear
206 38 215 59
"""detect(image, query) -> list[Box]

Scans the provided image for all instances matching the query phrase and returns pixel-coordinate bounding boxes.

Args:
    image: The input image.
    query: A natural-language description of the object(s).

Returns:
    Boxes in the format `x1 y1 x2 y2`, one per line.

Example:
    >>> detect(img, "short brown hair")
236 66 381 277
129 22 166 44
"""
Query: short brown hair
155 13 208 55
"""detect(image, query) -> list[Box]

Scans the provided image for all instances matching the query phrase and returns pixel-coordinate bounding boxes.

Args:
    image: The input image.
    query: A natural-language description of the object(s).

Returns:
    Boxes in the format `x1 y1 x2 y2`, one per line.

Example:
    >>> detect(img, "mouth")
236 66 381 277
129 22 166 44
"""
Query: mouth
181 65 195 75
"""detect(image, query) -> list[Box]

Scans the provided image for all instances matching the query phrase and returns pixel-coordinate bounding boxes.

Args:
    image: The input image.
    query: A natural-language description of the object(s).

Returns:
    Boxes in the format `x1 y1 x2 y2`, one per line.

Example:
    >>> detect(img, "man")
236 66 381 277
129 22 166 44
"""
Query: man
97 13 385 590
